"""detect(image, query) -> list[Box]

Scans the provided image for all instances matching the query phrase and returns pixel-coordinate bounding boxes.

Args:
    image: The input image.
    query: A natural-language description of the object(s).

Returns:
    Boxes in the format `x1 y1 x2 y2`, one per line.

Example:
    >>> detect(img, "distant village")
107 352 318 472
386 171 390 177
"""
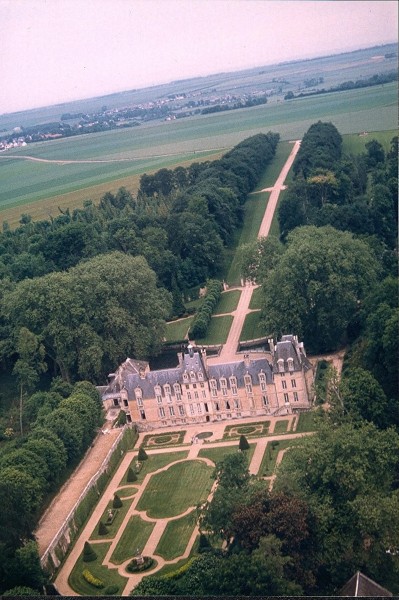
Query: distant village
0 85 277 150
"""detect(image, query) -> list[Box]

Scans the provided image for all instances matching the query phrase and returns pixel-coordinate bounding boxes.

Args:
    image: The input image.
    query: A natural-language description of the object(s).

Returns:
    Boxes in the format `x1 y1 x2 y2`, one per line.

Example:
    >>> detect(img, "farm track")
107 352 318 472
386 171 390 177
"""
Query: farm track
0 147 227 165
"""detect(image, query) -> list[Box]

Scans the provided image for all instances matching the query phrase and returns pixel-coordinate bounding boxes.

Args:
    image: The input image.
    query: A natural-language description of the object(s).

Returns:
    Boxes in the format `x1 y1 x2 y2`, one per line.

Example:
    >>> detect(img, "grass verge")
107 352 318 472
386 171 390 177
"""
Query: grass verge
68 542 127 595
110 515 156 564
155 511 197 560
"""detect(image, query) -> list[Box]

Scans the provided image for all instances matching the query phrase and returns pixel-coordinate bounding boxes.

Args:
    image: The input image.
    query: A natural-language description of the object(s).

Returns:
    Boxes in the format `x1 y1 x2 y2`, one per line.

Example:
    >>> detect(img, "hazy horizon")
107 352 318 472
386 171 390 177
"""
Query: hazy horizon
1 0 397 115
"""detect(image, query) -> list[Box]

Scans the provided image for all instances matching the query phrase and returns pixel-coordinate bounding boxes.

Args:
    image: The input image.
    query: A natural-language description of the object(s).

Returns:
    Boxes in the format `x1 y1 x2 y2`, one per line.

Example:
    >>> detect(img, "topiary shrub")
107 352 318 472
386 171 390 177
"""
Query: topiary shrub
82 569 104 588
127 467 138 482
238 434 250 451
198 533 212 553
116 409 127 427
98 521 108 535
127 556 155 572
113 493 123 508
83 541 97 562
103 584 119 595
138 446 148 461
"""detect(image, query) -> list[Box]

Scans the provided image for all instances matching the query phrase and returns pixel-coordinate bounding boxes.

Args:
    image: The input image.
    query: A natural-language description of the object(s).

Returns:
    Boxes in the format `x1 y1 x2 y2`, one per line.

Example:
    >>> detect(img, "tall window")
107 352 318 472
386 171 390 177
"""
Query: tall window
282 380 287 389
169 406 175 416
262 395 269 406
293 391 299 402
291 379 296 388
159 407 165 418
244 374 253 394
284 393 289 404
178 405 185 416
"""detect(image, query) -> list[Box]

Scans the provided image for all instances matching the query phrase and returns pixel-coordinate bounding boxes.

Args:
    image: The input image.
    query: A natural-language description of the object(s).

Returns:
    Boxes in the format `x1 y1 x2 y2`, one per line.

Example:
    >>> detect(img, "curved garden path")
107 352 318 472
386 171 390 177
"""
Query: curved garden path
54 415 312 596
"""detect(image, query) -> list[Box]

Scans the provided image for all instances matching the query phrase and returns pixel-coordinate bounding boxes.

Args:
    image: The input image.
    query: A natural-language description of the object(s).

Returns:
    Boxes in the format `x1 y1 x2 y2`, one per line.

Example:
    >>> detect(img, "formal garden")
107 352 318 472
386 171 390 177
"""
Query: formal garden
65 414 314 595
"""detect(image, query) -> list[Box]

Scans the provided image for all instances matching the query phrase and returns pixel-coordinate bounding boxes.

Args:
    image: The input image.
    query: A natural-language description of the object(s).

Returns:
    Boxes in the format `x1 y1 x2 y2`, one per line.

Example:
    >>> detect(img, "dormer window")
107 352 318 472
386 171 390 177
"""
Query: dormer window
198 371 204 381
277 359 285 373
135 387 143 407
244 374 253 395
190 370 196 382
259 372 267 391
173 383 182 402
287 358 294 372
183 372 189 383
154 385 162 405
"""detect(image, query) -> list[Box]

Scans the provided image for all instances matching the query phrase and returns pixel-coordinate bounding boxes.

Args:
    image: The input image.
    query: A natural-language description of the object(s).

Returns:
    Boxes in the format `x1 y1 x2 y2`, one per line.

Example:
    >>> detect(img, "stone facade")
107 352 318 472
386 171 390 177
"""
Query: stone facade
100 335 314 429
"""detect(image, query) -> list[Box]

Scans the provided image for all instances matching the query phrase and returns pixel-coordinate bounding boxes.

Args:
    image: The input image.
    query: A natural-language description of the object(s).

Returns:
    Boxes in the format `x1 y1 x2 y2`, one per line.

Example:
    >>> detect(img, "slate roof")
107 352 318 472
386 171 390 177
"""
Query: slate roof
207 357 273 388
273 334 313 373
339 571 392 597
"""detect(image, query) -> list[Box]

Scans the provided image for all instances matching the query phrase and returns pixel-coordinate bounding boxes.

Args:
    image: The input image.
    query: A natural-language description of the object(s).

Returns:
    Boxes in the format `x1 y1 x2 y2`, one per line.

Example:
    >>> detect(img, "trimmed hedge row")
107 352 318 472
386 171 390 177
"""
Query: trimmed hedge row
82 568 104 588
189 280 222 338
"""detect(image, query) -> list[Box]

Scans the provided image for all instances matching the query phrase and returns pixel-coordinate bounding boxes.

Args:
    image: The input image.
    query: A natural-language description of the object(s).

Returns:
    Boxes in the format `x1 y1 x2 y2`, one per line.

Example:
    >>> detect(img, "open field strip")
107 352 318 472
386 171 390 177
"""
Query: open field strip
0 83 396 226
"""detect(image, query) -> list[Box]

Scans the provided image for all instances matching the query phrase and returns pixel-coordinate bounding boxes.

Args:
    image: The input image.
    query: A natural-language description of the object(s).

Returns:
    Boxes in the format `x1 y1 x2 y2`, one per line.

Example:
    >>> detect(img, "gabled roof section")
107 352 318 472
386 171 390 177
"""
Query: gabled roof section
208 357 273 387
272 334 312 373
339 571 392 597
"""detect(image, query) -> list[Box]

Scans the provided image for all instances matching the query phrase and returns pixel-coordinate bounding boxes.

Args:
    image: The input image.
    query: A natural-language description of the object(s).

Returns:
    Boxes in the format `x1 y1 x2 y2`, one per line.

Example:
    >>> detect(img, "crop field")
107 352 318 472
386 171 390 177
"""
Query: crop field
0 81 396 227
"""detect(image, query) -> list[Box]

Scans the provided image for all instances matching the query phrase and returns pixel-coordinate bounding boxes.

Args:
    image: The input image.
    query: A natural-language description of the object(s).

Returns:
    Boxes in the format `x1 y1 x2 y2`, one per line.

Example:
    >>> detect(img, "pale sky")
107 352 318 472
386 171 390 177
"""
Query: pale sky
0 0 397 114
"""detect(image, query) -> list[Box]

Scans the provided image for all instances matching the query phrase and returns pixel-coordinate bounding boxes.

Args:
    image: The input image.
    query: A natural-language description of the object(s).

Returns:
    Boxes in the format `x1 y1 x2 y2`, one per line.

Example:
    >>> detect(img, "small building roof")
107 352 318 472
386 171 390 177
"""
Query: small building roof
339 571 392 597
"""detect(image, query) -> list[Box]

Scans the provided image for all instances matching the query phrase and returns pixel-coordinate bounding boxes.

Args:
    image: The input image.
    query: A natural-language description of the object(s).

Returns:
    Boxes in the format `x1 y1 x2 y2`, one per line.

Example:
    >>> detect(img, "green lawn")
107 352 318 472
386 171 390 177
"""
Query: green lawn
249 286 263 309
213 290 241 314
342 129 397 155
165 317 193 342
136 460 214 518
258 439 300 477
273 420 289 434
90 498 133 541
295 410 321 433
197 443 255 465
155 511 197 560
68 542 127 595
239 311 264 341
195 315 233 345
120 451 189 485
116 487 138 498
110 515 155 564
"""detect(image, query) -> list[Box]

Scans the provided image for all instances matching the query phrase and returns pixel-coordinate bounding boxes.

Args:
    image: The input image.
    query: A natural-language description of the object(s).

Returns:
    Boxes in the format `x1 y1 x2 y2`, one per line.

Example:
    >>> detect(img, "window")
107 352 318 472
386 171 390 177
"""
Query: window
282 380 287 389
222 387 228 396
291 379 296 388
244 375 253 394
190 404 195 415
293 392 299 402
175 391 182 402
284 393 289 404
202 390 207 399
164 384 171 396
234 398 240 409
277 359 285 373
192 383 197 389
200 382 205 388
194 391 199 400
287 358 294 372
190 370 196 382
156 394 162 405
178 405 185 416
259 373 266 391
185 384 190 390
229 376 237 390
187 391 192 401
210 379 217 389
183 372 189 383
137 397 143 407
169 406 175 416
140 410 146 420
262 395 269 406
225 400 230 410
197 403 202 414
135 387 142 401
198 371 204 381
215 402 220 411
159 407 165 418
211 388 217 398
231 385 238 395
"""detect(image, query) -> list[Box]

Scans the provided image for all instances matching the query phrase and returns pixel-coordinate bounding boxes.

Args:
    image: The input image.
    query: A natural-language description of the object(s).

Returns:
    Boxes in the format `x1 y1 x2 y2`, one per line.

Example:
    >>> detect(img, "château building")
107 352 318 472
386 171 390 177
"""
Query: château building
100 335 314 429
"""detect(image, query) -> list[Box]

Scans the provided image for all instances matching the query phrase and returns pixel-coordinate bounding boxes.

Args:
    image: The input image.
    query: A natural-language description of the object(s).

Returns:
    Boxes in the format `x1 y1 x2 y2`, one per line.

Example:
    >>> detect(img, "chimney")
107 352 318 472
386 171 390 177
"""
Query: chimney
244 353 250 368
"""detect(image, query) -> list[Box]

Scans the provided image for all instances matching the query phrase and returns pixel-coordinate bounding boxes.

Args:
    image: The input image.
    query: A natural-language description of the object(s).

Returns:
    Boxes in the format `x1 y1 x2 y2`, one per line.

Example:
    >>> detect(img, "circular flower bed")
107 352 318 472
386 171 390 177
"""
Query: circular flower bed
196 431 213 439
153 435 172 444
127 556 156 573
236 426 257 434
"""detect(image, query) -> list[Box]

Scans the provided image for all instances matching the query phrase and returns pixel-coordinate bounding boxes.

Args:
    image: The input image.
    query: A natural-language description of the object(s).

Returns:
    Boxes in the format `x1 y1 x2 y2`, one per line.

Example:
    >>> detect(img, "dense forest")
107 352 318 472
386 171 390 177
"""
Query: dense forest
0 122 397 595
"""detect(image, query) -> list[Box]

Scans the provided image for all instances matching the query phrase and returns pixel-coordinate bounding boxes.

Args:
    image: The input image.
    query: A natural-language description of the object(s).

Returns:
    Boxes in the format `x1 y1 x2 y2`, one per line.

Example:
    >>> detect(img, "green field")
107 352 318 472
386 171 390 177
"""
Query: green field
155 511 196 560
110 515 155 564
240 311 264 341
195 315 234 345
165 317 193 343
136 460 213 518
213 290 241 314
0 82 396 227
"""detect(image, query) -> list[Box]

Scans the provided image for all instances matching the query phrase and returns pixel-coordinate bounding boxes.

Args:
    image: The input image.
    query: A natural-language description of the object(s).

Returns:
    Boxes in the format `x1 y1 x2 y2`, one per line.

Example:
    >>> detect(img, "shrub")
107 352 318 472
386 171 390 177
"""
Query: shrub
82 541 97 562
162 556 197 580
103 584 119 594
113 493 123 508
198 533 212 553
189 279 222 338
82 568 104 588
127 467 137 482
127 556 154 572
98 521 108 535
238 434 250 451
116 409 127 426
138 446 148 461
